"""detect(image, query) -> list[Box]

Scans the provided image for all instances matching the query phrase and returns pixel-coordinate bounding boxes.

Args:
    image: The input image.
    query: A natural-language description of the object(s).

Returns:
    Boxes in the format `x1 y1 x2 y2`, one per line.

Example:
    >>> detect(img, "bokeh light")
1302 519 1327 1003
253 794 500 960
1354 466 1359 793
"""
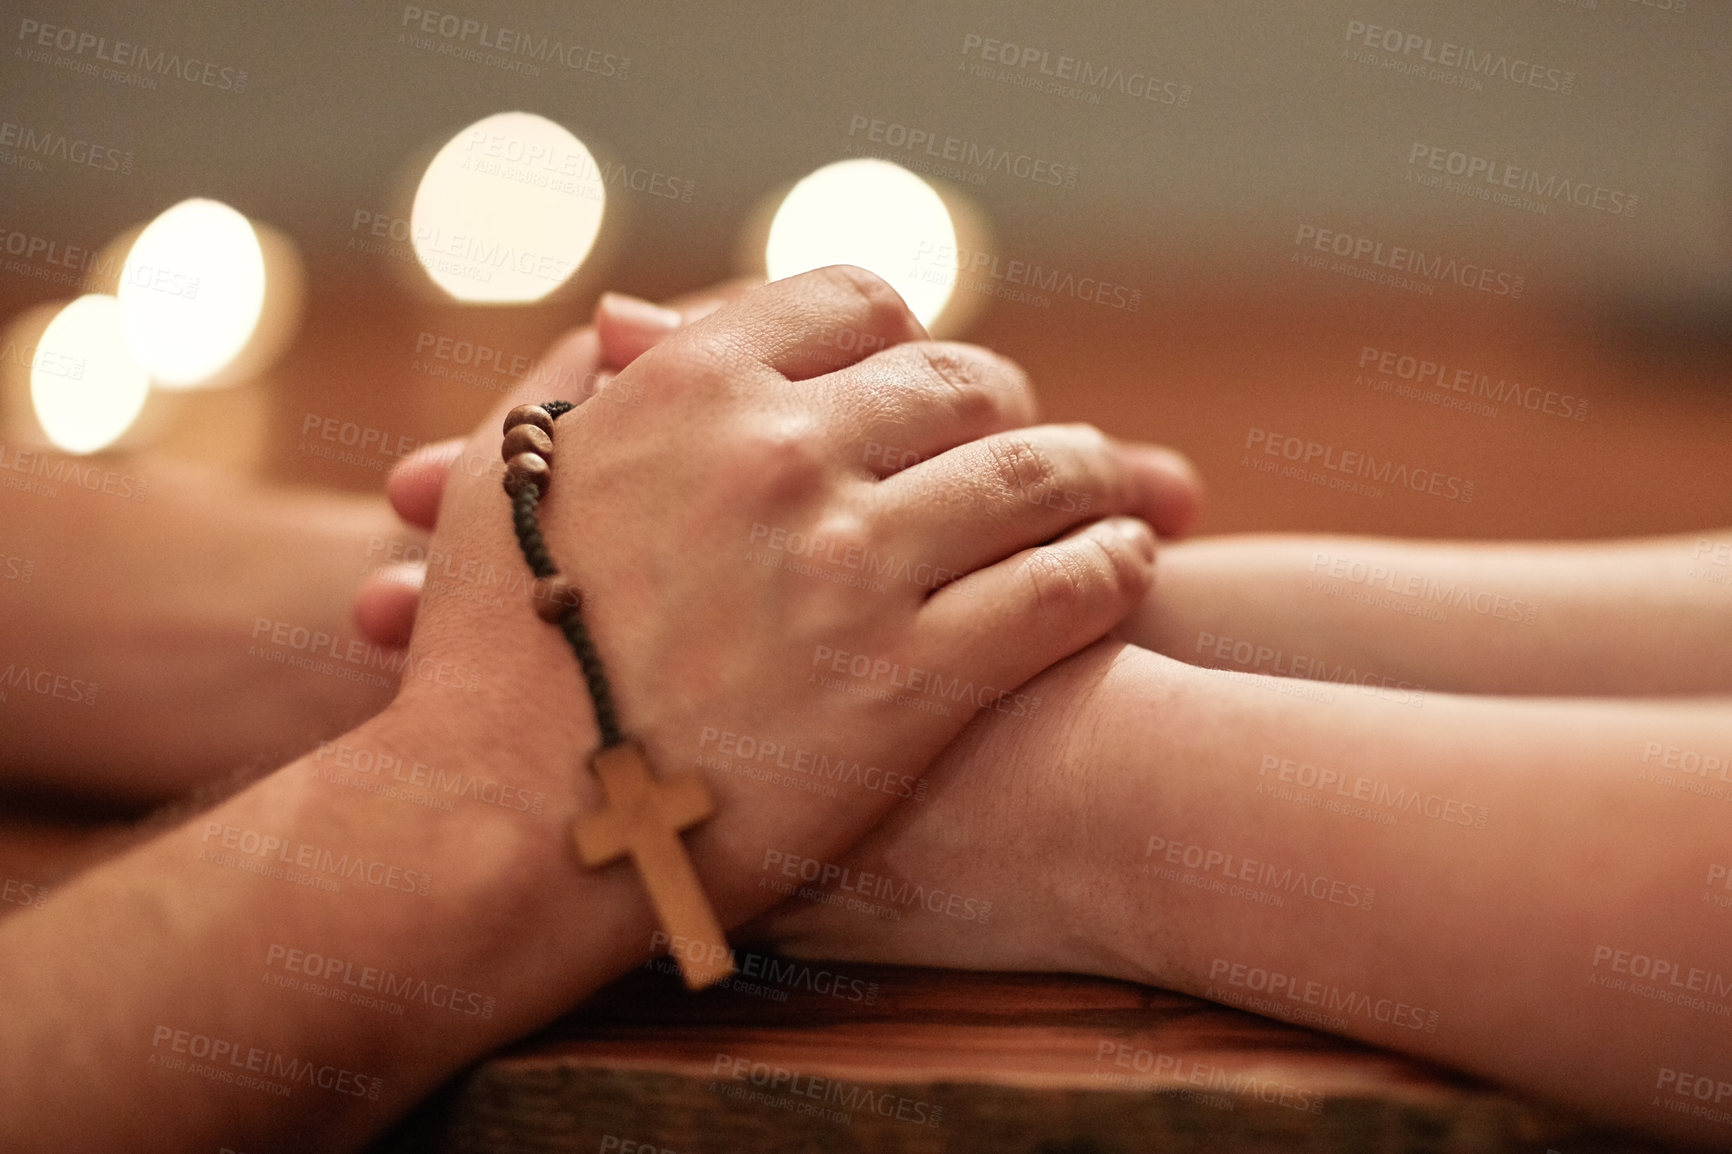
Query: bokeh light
119 198 267 389
764 158 956 328
31 294 150 454
410 111 606 304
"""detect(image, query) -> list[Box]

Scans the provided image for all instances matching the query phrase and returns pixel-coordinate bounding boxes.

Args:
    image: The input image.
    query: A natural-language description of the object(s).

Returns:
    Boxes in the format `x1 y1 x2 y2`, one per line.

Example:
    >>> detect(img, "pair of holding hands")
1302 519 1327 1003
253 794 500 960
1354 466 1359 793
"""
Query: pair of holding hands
356 266 1201 959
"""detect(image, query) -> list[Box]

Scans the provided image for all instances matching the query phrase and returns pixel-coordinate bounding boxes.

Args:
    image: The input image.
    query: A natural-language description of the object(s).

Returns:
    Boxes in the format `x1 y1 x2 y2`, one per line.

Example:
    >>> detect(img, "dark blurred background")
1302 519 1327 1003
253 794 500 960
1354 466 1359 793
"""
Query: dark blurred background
3 0 1729 538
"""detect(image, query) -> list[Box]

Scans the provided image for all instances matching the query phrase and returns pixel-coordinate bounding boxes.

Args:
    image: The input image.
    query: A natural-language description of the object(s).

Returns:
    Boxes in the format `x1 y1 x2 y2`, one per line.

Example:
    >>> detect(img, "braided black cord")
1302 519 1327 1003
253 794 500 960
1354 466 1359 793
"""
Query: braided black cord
508 401 624 748
561 612 622 746
510 486 557 579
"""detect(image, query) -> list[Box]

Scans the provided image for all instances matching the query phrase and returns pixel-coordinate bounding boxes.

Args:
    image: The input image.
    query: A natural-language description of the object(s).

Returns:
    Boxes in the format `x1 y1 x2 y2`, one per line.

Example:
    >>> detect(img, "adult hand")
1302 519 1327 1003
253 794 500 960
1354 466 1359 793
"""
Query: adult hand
394 264 1177 921
354 281 1204 647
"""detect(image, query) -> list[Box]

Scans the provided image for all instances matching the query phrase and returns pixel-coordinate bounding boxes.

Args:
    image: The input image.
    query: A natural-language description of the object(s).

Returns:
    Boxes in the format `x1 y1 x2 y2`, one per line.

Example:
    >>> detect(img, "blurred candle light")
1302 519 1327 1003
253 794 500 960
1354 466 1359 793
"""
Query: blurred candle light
119 198 268 389
410 110 606 304
30 294 150 454
764 158 957 328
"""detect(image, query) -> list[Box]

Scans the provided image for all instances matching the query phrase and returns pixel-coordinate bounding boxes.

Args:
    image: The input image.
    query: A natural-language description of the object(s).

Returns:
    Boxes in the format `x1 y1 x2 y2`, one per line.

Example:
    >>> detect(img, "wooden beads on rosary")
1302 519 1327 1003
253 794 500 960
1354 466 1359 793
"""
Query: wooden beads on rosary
502 404 554 496
504 404 554 437
531 576 582 622
502 404 582 625
503 422 552 461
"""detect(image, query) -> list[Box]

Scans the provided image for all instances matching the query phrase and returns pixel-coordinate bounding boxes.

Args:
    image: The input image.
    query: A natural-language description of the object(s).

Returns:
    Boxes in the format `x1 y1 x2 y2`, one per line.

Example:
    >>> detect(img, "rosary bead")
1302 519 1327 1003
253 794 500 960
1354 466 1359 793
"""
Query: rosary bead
531 576 582 622
503 404 554 437
502 423 553 464
503 452 550 496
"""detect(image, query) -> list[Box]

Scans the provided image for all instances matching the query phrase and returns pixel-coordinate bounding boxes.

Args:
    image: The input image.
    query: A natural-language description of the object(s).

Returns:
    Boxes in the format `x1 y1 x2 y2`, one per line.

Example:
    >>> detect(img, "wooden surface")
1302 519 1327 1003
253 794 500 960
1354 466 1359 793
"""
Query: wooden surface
0 816 1696 1154
372 959 1685 1154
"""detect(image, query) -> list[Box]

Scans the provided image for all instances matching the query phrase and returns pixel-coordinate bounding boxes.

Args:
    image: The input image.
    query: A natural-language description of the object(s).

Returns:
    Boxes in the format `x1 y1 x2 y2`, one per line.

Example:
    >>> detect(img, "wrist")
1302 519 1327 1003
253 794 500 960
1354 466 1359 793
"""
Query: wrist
1055 645 1201 989
238 697 648 1063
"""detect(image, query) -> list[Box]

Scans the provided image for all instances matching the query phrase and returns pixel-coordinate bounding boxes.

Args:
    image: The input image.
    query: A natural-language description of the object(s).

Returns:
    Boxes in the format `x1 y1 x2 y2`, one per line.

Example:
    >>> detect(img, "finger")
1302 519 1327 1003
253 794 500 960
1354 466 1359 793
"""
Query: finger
879 423 1166 574
596 292 683 368
386 438 465 530
596 281 765 369
665 276 759 323
831 341 1038 478
1122 444 1205 539
353 563 425 648
668 265 928 383
917 516 1155 693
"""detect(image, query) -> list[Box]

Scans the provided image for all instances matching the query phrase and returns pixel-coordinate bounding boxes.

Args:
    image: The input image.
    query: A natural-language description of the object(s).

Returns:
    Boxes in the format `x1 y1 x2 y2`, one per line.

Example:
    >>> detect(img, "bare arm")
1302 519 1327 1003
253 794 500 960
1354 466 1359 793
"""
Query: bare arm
1124 533 1732 696
1086 648 1732 1144
0 703 652 1153
760 642 1732 1145
0 458 413 805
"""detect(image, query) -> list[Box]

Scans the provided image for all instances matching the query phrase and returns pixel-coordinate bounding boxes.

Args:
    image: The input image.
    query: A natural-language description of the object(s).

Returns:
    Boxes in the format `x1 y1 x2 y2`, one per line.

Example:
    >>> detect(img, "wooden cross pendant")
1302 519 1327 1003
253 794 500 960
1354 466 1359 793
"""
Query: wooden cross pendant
571 740 734 990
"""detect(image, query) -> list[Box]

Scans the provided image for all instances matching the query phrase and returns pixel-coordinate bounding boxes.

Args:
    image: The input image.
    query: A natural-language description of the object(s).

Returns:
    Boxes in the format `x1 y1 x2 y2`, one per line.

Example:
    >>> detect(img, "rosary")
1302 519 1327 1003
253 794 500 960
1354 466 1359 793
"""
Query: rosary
502 401 733 990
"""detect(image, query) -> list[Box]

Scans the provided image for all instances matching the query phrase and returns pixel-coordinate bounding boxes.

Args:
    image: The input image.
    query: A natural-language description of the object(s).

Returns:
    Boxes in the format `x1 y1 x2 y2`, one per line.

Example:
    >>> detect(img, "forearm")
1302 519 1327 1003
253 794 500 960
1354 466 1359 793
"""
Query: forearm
1125 533 1732 695
0 701 651 1154
0 459 412 803
1080 646 1732 1143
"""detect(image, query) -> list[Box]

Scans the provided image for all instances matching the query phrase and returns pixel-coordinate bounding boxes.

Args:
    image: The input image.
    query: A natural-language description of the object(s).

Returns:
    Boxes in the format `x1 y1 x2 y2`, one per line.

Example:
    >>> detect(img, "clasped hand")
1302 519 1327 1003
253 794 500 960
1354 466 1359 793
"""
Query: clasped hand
367 265 1199 923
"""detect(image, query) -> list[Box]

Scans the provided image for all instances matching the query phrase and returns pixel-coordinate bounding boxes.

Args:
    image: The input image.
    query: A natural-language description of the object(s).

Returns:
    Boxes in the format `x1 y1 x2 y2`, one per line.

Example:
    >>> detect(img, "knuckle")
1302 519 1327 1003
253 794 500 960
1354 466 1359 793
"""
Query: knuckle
986 436 1055 504
1023 529 1149 619
915 343 979 390
809 508 874 560
1022 548 1093 616
961 344 1031 397
731 419 830 500
1064 423 1124 508
909 343 1003 425
818 264 916 331
1090 527 1152 601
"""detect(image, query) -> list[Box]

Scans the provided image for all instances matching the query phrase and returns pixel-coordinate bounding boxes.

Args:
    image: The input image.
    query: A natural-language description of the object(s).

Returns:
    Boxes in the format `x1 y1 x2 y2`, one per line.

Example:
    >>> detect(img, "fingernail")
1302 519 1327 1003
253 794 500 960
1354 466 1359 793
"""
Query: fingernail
599 292 682 332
